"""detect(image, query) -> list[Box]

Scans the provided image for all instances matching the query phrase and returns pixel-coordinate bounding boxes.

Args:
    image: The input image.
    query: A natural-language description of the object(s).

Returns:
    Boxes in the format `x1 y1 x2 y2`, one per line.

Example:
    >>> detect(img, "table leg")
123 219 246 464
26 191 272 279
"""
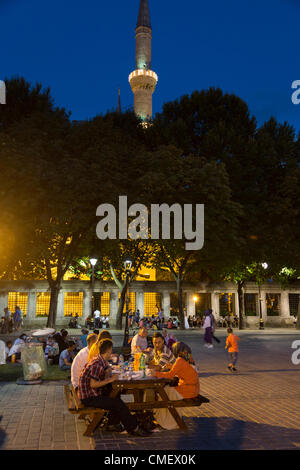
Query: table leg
157 387 187 430
83 411 105 436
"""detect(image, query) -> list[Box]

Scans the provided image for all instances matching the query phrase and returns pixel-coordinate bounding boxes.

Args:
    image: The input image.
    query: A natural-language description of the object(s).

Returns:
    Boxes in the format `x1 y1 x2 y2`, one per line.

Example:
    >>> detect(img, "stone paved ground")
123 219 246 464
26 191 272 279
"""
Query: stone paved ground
0 330 300 450
0 381 94 450
94 330 300 450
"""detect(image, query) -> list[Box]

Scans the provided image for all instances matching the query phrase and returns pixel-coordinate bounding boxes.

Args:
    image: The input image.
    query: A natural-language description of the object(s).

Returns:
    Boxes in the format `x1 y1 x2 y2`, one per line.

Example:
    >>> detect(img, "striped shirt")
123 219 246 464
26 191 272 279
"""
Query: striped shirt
148 345 176 369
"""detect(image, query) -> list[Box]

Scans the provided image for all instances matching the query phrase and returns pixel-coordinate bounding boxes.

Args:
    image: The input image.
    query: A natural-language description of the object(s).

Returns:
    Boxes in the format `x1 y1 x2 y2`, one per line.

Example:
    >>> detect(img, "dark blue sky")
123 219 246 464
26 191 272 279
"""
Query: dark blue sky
1 0 300 132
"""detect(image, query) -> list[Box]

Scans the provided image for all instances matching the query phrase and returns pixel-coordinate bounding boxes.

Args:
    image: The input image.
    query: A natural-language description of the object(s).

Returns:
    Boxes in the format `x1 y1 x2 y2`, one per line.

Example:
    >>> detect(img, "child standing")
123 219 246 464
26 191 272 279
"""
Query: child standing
225 328 240 371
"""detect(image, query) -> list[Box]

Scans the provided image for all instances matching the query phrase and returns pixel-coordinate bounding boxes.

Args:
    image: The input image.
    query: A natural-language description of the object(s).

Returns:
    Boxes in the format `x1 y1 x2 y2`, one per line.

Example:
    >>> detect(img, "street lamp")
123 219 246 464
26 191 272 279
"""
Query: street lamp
90 257 98 318
123 256 134 347
258 262 268 330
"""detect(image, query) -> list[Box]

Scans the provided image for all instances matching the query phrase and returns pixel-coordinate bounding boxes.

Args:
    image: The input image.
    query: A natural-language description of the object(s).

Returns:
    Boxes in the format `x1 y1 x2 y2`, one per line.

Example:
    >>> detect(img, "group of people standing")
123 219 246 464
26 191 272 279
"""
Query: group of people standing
0 306 23 333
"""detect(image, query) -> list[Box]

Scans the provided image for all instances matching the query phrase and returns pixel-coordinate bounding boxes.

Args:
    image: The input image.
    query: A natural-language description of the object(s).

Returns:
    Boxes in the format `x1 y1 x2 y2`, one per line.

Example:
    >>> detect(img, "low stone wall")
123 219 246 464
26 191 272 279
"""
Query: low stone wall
244 316 295 328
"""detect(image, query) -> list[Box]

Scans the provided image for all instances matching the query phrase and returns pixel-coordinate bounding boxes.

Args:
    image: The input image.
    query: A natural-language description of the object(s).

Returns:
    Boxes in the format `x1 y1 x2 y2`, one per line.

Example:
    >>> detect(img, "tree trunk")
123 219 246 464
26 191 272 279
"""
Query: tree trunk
47 284 60 329
237 280 245 330
177 277 185 330
116 284 127 331
297 296 300 330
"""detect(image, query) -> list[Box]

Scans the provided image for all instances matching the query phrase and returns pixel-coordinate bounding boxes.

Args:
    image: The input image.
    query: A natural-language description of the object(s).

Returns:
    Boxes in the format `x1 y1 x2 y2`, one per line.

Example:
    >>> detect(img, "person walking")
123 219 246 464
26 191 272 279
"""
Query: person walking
225 328 240 372
203 311 213 348
208 309 221 344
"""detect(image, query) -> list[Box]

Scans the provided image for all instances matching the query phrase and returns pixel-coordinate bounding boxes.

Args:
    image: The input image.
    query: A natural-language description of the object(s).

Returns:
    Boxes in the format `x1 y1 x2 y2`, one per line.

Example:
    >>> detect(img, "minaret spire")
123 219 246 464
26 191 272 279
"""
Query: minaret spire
137 0 151 29
129 0 158 122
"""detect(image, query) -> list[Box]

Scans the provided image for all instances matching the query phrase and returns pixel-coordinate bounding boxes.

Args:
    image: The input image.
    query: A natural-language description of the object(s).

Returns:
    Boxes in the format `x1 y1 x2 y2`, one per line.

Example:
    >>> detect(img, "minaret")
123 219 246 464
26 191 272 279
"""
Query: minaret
129 0 158 121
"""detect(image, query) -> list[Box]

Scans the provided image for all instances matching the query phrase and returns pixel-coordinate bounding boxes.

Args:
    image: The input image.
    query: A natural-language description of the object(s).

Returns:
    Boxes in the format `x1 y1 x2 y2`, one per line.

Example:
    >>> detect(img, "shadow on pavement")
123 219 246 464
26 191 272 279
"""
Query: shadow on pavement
199 372 249 377
0 417 7 449
177 417 300 450
94 416 300 450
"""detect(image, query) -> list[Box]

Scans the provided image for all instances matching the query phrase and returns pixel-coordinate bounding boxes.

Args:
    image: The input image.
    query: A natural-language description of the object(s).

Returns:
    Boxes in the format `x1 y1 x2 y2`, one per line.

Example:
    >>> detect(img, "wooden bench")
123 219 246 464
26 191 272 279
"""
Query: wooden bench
64 381 209 437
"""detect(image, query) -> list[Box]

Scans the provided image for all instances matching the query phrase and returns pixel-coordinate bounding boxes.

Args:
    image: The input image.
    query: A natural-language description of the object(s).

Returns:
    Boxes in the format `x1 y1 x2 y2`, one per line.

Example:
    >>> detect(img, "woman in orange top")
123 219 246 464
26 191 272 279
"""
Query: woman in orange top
152 342 199 430
155 342 200 398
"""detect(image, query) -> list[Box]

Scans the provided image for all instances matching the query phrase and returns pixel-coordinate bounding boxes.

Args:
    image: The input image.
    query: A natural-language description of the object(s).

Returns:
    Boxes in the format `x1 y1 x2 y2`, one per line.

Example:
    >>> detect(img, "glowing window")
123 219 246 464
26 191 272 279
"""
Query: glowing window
8 292 28 317
119 292 136 314
64 292 83 317
36 293 50 317
144 293 161 317
101 292 110 316
219 293 236 316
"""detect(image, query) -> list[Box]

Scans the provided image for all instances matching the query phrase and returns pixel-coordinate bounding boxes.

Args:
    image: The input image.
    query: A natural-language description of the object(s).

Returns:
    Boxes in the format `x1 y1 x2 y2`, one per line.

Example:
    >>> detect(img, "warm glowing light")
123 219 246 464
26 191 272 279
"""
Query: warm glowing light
129 69 158 82
193 296 198 302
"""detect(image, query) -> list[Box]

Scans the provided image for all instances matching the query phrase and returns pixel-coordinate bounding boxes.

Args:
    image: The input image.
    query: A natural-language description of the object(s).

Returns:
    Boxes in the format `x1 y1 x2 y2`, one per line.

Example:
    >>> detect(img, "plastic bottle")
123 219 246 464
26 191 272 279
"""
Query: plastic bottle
139 353 146 377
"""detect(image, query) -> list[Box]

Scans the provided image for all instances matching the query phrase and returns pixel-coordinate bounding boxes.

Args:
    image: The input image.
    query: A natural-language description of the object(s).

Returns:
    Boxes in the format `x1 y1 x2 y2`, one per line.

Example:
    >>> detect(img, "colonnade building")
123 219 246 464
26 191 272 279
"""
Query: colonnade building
1 279 299 328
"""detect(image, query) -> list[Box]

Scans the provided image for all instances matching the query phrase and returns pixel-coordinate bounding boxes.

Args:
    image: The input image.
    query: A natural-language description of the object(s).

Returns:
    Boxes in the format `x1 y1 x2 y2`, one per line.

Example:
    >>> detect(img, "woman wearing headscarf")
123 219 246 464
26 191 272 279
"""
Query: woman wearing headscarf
152 342 200 429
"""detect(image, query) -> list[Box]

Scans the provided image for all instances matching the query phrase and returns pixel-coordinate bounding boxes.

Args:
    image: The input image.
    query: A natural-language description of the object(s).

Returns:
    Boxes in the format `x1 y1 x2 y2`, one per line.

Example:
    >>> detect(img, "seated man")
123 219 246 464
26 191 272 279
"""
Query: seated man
45 336 59 364
78 338 150 436
71 333 97 390
85 316 94 330
0 317 7 334
5 341 12 361
59 340 76 371
147 332 176 371
130 327 149 355
7 334 27 363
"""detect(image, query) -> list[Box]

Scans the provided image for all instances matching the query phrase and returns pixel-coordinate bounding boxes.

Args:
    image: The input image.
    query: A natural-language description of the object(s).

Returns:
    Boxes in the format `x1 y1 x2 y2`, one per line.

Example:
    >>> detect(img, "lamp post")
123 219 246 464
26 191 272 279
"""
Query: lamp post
258 263 268 330
123 257 133 348
90 258 98 319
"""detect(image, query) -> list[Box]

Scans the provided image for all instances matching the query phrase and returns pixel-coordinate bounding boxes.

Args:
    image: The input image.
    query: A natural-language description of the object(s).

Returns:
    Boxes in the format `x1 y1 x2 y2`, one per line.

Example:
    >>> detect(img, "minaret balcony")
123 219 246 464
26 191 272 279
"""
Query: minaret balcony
129 69 158 83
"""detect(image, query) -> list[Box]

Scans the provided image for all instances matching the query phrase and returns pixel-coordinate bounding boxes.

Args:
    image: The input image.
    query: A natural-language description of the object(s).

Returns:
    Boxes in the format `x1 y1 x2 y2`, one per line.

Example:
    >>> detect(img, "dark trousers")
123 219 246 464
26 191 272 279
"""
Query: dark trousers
204 327 212 344
82 396 137 433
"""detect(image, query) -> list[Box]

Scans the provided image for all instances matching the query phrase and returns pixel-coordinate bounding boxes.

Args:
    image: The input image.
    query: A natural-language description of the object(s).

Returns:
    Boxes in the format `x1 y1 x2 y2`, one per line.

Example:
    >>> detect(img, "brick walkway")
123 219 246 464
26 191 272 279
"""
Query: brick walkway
0 381 94 450
94 331 300 450
0 330 300 450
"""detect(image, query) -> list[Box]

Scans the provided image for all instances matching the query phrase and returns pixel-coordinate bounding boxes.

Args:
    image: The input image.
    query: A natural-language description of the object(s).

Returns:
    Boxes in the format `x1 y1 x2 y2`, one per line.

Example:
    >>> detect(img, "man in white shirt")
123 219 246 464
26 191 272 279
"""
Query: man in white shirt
131 328 149 355
94 309 101 328
71 333 97 389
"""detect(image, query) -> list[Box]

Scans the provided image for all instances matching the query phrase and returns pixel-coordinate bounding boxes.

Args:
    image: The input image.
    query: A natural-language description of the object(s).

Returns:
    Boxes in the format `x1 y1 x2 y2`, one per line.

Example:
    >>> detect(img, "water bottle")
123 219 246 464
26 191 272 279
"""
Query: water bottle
139 353 146 378
119 354 124 368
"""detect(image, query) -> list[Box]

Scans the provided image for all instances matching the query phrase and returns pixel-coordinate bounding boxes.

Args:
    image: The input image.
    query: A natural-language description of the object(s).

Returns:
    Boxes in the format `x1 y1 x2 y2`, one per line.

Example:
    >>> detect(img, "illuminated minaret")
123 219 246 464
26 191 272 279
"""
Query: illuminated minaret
129 0 158 121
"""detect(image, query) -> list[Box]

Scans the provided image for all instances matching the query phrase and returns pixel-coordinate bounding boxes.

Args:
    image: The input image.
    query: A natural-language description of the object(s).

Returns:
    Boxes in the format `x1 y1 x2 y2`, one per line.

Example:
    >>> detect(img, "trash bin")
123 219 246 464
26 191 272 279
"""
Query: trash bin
20 343 47 383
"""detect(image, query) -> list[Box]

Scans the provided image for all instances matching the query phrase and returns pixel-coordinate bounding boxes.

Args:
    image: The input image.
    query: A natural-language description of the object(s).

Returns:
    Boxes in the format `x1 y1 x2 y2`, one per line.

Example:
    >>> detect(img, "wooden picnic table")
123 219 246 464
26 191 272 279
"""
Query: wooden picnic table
65 374 209 436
